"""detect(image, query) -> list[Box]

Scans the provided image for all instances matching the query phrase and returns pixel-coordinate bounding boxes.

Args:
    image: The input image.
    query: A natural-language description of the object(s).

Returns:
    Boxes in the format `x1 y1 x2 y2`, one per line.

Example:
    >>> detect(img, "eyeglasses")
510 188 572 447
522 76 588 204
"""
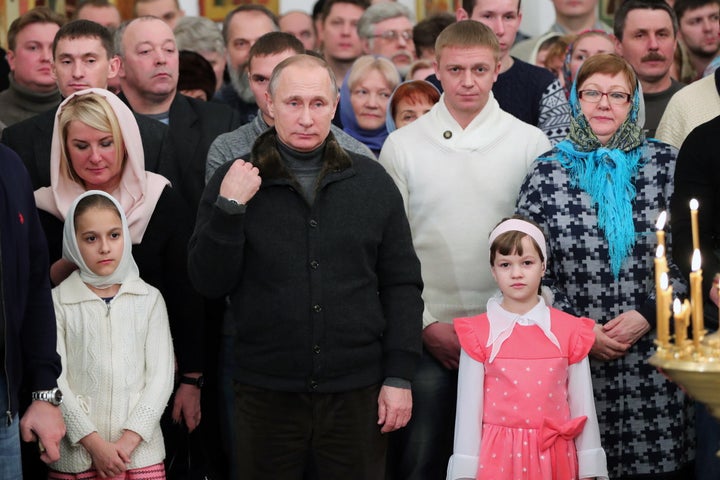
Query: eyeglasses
578 89 632 105
371 30 413 42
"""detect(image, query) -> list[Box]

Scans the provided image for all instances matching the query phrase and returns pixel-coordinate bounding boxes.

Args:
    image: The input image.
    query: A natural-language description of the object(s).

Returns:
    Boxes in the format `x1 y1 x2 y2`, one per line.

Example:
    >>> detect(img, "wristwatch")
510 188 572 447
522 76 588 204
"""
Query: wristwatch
179 375 205 389
32 387 63 406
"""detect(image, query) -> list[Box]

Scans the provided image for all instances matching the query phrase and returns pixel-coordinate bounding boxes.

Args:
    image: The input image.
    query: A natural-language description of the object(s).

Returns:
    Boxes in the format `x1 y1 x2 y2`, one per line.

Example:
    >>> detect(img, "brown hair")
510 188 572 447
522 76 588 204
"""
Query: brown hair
489 215 546 266
8 7 66 51
575 53 637 97
73 193 121 227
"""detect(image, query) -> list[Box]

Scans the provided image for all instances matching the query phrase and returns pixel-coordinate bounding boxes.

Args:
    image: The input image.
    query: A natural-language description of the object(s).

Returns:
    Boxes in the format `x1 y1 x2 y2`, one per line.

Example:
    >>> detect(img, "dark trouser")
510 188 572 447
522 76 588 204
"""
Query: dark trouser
387 350 457 480
696 402 720 480
233 382 386 480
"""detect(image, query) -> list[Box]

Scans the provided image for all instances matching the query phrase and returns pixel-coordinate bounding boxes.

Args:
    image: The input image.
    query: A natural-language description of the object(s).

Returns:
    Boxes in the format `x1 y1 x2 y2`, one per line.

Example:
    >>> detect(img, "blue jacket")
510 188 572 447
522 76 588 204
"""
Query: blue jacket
0 144 60 417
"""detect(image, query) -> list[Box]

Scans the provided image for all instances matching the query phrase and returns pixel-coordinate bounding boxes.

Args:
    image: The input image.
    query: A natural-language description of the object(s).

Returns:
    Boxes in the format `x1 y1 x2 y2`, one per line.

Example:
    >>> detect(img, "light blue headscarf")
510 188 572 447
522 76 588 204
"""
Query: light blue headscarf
545 60 646 278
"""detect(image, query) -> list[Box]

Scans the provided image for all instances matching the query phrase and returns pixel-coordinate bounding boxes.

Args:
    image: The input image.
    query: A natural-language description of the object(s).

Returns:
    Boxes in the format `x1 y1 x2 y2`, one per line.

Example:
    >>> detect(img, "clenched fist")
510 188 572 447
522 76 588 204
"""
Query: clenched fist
219 159 261 204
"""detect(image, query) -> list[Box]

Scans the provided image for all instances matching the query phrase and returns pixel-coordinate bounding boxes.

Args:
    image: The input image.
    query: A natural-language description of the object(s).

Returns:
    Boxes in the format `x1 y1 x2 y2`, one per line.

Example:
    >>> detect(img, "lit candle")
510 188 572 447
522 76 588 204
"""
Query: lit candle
656 210 667 250
690 199 700 251
656 272 671 346
690 249 705 348
673 298 690 347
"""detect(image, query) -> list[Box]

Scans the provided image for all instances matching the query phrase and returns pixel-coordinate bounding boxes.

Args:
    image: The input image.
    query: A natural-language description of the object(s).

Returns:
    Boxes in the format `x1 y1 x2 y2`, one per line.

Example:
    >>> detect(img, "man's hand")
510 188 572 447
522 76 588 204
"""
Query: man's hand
172 382 201 432
219 159 261 204
20 400 65 464
603 310 651 346
50 258 78 286
377 385 412 434
422 322 461 370
590 323 630 361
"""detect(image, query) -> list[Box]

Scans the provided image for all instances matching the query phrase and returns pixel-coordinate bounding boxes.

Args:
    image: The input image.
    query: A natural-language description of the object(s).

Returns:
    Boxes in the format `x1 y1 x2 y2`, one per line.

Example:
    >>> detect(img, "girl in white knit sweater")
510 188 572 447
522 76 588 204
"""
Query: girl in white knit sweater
48 191 174 480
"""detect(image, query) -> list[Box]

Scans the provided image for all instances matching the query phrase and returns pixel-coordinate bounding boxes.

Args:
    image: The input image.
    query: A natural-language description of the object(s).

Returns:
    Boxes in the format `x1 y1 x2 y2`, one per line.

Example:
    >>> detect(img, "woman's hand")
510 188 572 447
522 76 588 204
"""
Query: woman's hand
590 323 630 361
603 309 651 345
50 258 78 286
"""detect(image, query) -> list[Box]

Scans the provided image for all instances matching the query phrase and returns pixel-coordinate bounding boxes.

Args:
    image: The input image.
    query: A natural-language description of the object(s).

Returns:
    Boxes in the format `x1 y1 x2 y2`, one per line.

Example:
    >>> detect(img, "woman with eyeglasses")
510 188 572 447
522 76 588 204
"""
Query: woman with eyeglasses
340 55 400 157
515 54 695 480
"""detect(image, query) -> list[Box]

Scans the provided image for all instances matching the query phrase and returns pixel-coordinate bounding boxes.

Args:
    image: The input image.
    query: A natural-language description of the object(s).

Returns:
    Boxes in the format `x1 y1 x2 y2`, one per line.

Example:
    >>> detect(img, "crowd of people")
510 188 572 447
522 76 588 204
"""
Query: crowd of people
0 0 719 479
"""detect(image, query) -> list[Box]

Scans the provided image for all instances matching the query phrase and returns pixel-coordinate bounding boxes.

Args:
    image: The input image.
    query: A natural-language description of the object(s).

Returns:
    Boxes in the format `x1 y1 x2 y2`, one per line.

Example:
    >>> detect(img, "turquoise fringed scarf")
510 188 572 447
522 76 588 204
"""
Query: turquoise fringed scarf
549 80 645 278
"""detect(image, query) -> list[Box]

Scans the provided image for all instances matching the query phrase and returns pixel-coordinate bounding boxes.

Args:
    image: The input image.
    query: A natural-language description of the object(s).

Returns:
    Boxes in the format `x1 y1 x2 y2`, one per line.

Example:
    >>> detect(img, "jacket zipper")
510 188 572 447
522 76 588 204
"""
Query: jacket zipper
0 228 12 426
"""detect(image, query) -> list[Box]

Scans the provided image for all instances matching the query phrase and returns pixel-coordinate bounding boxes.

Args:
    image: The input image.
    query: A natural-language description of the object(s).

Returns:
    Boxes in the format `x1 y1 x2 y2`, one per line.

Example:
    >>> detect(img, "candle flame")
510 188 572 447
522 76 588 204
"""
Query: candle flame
661 272 669 290
656 211 667 230
673 297 682 314
692 249 702 271
656 244 665 258
690 199 699 211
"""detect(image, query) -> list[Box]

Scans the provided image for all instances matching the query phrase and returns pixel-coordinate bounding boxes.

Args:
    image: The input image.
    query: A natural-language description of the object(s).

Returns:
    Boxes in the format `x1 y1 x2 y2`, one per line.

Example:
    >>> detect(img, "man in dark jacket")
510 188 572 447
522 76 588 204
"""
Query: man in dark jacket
0 144 65 477
188 54 423 479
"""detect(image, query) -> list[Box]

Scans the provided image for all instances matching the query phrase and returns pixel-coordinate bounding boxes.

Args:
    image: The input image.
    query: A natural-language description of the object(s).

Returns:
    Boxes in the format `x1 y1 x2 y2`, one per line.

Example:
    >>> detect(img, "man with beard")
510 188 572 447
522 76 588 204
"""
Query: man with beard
357 2 415 78
675 0 720 83
215 5 278 125
615 0 681 137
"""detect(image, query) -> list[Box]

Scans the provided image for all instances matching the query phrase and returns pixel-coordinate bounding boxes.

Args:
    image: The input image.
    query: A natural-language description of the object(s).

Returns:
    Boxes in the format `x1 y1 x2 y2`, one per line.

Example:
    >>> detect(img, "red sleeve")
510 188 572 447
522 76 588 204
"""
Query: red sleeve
453 315 489 363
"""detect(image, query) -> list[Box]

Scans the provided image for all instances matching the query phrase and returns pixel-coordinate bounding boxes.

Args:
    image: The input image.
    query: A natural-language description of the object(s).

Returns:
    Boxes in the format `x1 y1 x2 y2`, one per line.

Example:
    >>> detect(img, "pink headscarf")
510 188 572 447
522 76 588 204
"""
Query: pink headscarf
35 88 169 243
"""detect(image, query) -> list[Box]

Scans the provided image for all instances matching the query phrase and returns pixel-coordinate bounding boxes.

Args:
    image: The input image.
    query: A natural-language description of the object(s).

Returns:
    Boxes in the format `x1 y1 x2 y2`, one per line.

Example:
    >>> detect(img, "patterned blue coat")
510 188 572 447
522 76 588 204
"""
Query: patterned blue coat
516 140 694 477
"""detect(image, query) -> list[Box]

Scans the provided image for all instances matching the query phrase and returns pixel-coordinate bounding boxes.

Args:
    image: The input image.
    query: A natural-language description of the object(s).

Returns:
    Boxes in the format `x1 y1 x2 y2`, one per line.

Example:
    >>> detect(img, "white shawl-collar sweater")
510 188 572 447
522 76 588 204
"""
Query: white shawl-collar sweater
50 272 174 473
379 94 552 328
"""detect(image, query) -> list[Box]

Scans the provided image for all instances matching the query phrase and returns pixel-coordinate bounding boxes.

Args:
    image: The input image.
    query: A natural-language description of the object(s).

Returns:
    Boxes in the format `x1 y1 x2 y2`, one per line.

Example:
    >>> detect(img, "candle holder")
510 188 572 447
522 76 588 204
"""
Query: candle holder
649 203 720 456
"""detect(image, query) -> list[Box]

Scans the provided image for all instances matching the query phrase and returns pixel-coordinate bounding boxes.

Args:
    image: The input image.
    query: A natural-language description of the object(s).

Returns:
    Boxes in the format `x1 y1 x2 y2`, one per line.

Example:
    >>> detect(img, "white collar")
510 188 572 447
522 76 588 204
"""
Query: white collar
486 294 561 363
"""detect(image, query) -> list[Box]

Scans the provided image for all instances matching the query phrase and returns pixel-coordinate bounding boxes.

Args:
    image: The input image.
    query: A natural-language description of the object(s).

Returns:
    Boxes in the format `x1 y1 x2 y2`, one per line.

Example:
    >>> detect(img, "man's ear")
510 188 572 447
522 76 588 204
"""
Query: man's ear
266 90 275 118
6 49 16 71
456 8 469 21
108 55 120 80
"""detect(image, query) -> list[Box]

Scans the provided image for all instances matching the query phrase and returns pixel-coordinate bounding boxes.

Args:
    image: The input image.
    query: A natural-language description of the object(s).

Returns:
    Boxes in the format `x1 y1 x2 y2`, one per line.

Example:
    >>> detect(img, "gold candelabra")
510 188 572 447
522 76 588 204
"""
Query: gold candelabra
649 202 720 455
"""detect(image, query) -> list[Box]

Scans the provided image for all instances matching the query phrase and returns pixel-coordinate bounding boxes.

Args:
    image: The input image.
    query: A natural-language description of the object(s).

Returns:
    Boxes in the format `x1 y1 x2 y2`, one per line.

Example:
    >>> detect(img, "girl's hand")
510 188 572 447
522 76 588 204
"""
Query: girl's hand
80 432 127 478
114 430 142 464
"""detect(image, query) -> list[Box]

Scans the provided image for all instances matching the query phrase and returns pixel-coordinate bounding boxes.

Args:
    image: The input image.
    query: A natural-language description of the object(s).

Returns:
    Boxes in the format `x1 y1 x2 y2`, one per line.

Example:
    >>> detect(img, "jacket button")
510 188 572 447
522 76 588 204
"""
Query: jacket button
309 219 318 228
313 345 321 354
312 304 322 313
310 380 318 390
310 260 319 269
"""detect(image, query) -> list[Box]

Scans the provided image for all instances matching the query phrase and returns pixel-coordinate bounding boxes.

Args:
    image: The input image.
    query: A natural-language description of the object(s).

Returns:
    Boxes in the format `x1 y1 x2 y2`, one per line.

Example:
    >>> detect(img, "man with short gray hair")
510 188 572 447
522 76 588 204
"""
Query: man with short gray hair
357 2 415 76
190 53 423 480
174 16 227 93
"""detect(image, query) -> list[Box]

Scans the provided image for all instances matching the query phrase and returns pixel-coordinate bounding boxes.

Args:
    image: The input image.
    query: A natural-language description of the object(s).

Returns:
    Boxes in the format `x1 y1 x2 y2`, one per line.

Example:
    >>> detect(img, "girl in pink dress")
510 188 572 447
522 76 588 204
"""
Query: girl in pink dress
446 217 608 480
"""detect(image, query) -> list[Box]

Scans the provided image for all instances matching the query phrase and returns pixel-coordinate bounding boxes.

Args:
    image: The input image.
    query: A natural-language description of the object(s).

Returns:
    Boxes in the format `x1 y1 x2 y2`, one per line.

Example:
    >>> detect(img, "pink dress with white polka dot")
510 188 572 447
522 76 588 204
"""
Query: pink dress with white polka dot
453 304 595 480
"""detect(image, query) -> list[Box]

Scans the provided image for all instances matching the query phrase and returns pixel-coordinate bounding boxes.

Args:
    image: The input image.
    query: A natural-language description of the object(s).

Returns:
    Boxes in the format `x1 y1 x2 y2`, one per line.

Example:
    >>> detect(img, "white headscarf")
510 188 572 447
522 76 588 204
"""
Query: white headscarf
62 190 140 289
35 88 169 243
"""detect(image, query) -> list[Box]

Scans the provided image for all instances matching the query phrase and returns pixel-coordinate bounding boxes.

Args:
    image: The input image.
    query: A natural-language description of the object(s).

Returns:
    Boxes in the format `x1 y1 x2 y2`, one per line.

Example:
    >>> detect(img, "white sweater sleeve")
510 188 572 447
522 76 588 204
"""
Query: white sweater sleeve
54 301 99 445
123 290 175 441
568 358 608 480
447 349 484 480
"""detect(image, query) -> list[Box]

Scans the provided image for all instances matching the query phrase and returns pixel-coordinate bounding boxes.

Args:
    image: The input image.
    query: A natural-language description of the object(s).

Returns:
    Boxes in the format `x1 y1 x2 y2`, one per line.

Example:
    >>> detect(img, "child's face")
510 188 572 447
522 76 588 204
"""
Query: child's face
75 206 124 277
491 235 545 308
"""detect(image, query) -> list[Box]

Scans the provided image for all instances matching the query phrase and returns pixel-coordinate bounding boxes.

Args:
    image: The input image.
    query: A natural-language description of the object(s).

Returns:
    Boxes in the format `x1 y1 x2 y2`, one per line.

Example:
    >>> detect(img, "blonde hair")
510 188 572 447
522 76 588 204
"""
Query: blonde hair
348 55 401 92
435 20 500 63
58 93 126 186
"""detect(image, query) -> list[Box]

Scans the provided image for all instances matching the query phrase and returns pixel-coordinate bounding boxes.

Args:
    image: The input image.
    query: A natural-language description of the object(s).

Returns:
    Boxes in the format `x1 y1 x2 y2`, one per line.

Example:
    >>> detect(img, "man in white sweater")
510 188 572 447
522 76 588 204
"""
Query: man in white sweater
378 20 551 480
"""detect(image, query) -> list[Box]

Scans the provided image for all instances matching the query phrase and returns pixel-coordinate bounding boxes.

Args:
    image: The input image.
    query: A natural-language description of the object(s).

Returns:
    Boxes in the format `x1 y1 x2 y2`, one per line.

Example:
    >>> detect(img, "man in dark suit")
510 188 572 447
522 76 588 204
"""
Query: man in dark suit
115 16 241 214
1 19 171 190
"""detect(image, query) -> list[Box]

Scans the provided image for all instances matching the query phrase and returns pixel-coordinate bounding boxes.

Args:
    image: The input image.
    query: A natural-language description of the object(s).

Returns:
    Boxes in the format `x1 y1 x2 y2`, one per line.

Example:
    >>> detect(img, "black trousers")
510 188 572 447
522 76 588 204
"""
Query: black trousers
233 383 387 480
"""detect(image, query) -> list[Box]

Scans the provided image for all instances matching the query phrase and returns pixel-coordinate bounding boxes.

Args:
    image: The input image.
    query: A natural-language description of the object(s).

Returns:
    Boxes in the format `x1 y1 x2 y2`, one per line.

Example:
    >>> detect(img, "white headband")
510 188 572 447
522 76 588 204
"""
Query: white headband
488 219 547 261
